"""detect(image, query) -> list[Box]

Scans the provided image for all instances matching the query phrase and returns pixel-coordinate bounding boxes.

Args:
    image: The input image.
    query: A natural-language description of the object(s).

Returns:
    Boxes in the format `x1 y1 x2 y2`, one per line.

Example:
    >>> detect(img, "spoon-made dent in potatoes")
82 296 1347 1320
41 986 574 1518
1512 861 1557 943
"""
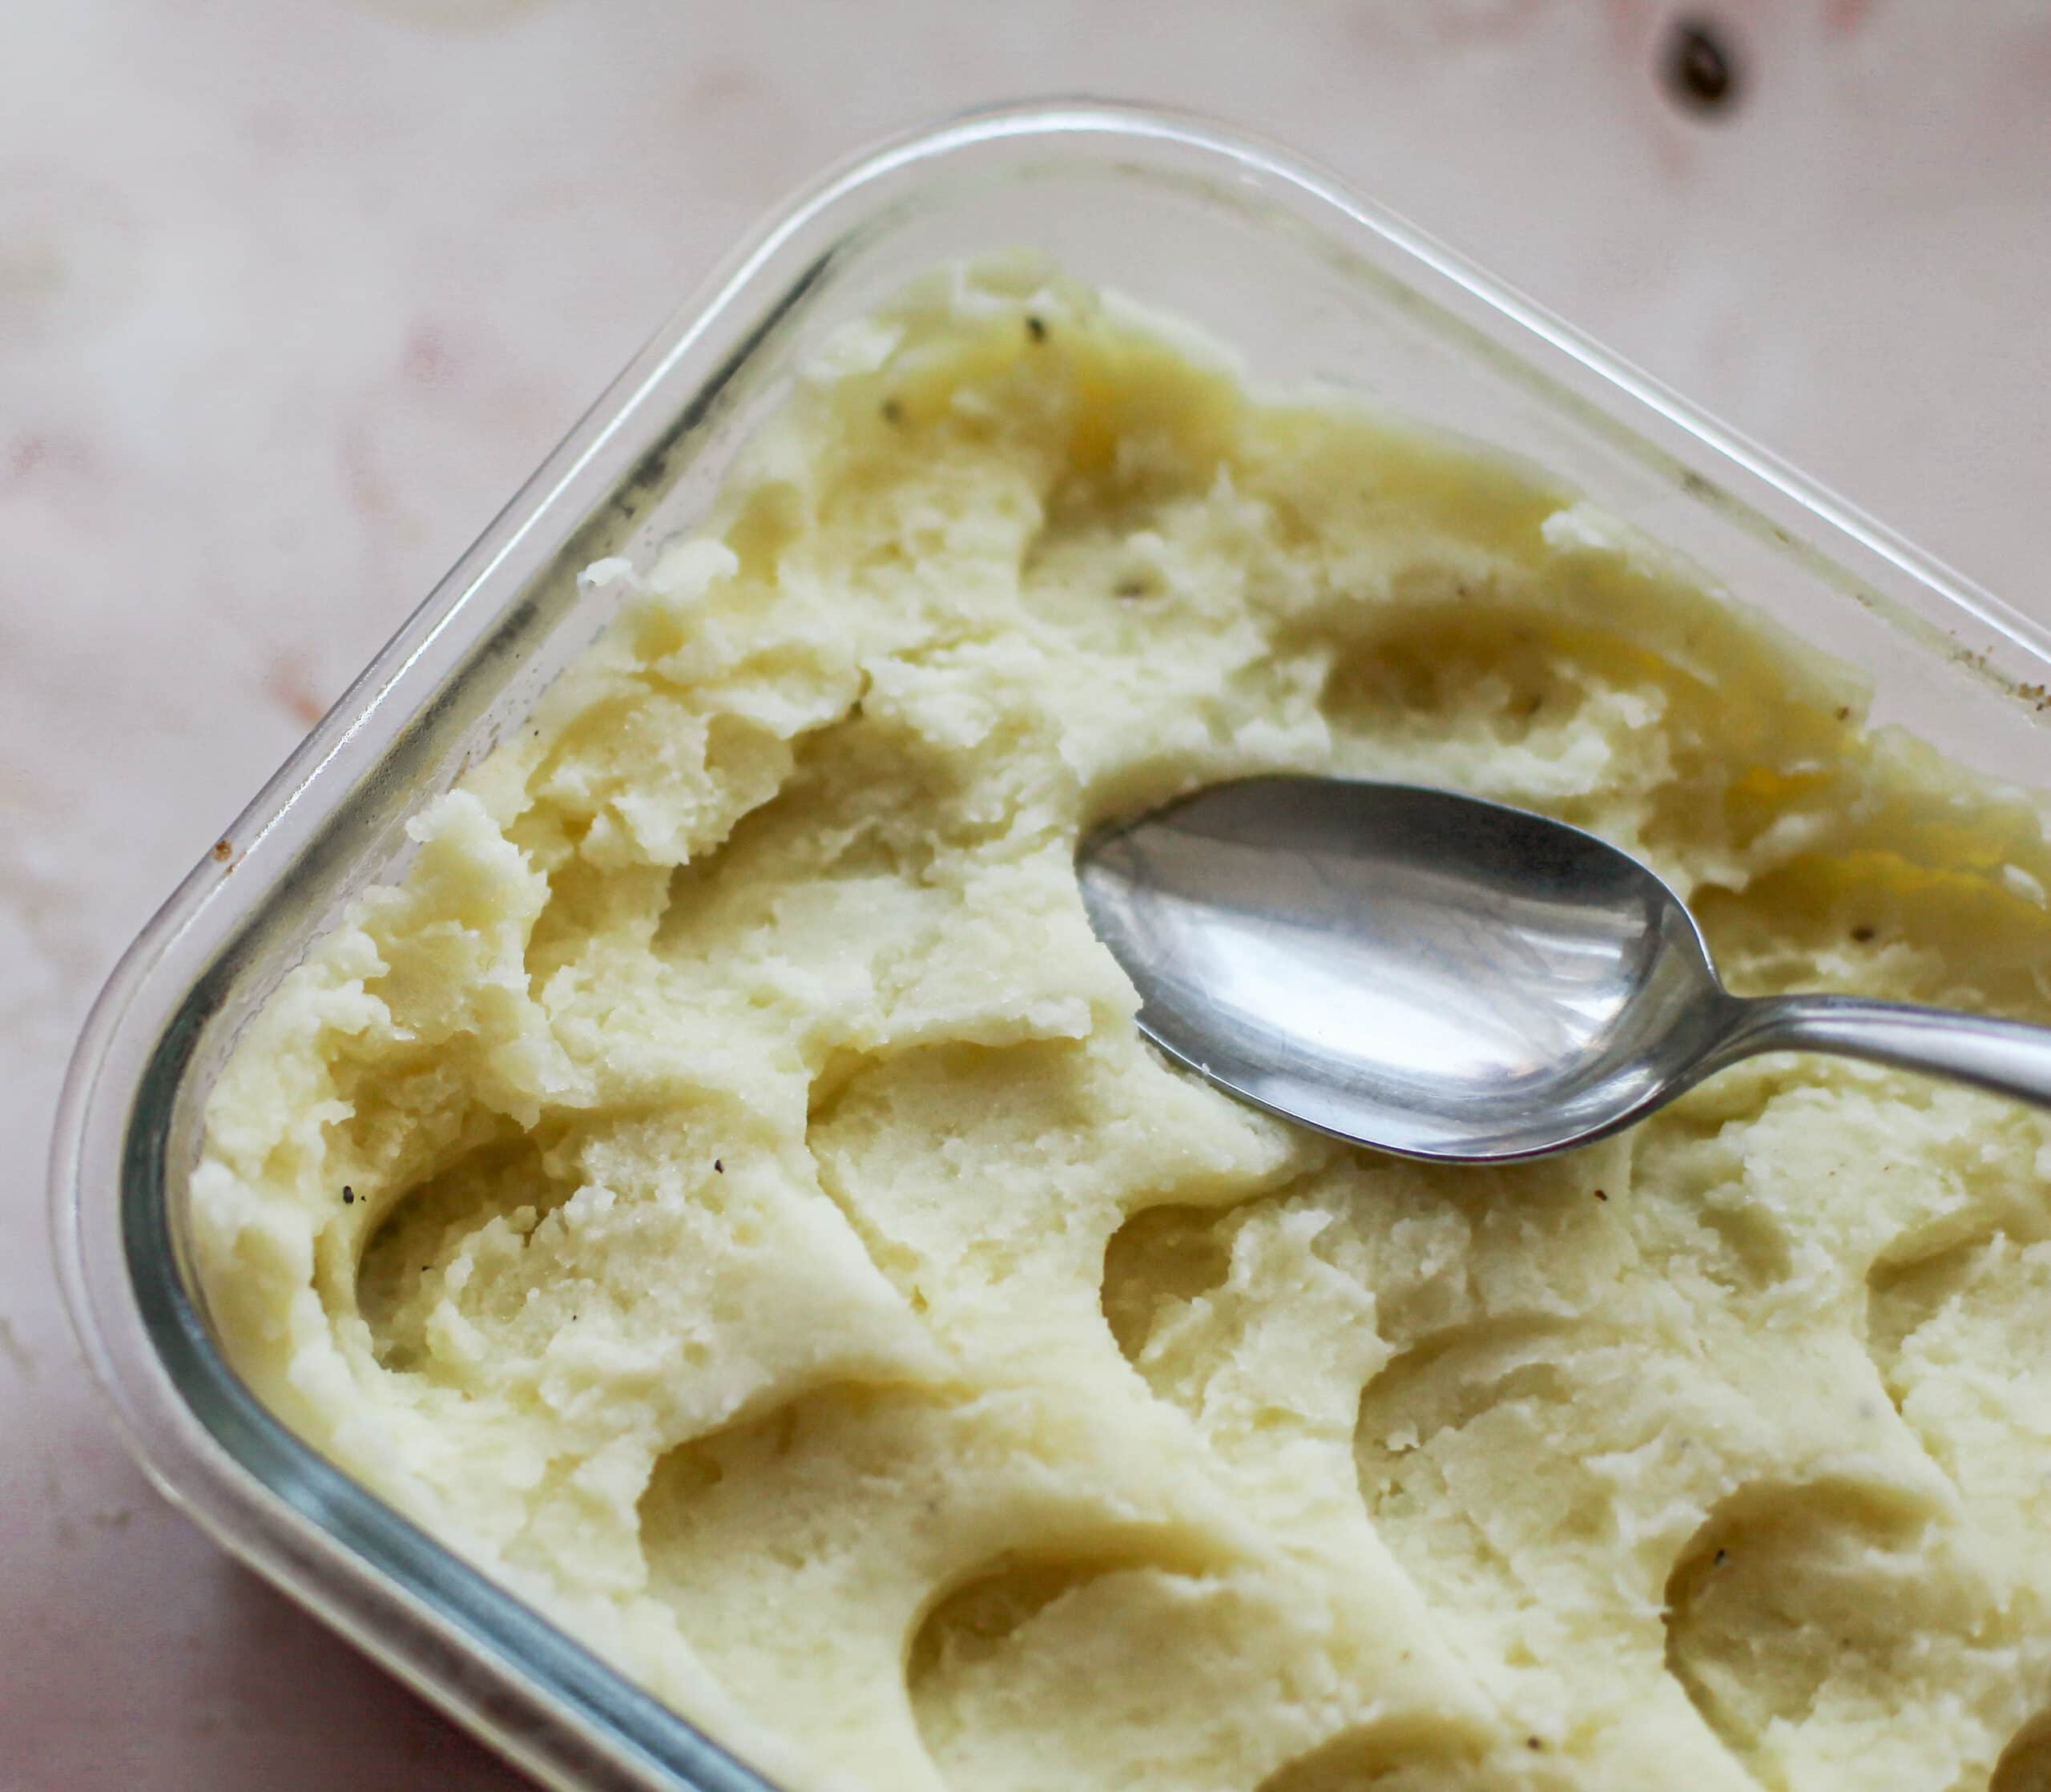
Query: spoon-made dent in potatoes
1075 776 2051 1162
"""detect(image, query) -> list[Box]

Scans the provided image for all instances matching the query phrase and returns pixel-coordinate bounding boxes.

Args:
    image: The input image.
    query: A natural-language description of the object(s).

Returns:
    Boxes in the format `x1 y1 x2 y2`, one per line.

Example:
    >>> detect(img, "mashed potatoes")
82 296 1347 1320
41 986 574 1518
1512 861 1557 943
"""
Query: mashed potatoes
193 260 2051 1791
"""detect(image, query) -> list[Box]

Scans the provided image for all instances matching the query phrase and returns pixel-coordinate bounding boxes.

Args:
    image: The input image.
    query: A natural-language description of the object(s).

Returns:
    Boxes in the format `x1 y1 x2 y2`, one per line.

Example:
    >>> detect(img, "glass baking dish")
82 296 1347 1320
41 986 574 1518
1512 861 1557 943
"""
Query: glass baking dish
50 99 2051 1792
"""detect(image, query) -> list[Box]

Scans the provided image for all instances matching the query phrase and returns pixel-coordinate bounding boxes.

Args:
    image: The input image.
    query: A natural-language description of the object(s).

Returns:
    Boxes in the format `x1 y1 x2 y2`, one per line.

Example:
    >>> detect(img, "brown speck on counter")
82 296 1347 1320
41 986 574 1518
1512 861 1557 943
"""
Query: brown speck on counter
263 654 327 728
1664 16 1742 115
1025 314 1048 344
212 840 232 863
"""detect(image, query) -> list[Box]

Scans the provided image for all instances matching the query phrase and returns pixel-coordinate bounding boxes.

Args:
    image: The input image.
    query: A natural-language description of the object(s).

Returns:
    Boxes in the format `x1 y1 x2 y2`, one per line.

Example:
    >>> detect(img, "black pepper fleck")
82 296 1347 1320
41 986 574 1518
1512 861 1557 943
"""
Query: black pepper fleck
1852 924 1876 943
1594 1188 1609 1202
1114 578 1148 600
342 1186 355 1205
1526 1737 1543 1751
1714 1547 1729 1566
714 1158 724 1174
1835 706 1851 722
880 397 904 425
1664 17 1741 115
1025 314 1048 344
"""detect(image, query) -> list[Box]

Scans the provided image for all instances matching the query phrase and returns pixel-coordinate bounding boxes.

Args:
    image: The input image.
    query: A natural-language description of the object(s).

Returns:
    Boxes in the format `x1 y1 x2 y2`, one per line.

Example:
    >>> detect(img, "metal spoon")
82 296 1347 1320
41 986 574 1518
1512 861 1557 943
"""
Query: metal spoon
1075 775 2051 1162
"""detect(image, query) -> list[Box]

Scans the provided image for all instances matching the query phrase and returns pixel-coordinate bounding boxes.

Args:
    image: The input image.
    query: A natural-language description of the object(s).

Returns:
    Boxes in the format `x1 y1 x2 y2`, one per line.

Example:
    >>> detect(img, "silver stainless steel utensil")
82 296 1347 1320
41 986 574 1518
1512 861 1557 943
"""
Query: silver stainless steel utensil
1076 776 2051 1162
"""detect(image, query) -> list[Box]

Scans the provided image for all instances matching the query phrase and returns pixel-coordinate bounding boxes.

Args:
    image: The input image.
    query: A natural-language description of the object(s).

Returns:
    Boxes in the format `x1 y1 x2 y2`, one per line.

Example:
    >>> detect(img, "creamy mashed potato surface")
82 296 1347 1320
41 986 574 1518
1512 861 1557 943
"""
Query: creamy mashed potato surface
194 260 2051 1791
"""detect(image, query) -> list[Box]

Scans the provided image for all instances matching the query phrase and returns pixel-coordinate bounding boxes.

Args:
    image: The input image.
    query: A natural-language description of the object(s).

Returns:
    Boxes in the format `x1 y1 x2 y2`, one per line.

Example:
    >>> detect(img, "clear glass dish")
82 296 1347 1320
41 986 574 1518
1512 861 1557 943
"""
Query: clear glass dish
49 100 2051 1792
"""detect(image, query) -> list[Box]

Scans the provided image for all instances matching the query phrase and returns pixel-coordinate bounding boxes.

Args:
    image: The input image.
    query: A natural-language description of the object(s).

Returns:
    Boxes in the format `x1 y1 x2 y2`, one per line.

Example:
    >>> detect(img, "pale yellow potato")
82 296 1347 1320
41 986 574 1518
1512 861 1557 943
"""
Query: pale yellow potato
193 259 2051 1792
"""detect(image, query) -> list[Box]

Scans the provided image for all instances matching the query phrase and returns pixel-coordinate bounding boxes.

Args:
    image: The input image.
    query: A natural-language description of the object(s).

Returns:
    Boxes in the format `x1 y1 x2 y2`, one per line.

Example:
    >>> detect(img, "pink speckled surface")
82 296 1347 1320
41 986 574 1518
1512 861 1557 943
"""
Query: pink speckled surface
6 2 2050 1786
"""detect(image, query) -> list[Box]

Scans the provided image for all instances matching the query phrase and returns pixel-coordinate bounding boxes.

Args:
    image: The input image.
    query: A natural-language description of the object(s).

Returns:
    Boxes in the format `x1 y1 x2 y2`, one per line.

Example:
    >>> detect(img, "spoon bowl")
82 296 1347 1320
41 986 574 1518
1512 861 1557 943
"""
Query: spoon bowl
1076 776 2051 1161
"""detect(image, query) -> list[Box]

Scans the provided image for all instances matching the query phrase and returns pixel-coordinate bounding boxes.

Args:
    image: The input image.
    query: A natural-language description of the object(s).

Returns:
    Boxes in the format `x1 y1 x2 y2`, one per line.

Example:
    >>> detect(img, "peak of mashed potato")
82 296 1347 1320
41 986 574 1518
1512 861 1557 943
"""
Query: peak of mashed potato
194 259 2051 1791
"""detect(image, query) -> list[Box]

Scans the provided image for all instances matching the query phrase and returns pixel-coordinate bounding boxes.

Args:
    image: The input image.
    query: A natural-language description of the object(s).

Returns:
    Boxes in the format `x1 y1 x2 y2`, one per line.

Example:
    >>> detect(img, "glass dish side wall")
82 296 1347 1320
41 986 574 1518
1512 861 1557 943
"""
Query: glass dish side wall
51 103 2051 1792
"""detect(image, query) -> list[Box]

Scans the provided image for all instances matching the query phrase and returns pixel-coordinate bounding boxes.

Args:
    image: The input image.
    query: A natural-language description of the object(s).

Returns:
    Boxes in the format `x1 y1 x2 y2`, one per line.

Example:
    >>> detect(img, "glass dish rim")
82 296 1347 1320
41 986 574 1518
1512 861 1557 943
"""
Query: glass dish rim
46 95 2051 1792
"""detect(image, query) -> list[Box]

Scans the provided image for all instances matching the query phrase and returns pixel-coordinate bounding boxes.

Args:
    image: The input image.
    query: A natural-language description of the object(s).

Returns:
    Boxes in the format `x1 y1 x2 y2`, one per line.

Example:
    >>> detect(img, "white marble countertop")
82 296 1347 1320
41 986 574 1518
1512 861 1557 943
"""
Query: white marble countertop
6 2 2050 1786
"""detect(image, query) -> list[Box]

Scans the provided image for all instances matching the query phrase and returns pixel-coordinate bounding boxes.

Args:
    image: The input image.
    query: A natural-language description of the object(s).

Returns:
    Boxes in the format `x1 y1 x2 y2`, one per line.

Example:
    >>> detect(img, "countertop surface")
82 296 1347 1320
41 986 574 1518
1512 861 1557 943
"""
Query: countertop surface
6 2 2049 1786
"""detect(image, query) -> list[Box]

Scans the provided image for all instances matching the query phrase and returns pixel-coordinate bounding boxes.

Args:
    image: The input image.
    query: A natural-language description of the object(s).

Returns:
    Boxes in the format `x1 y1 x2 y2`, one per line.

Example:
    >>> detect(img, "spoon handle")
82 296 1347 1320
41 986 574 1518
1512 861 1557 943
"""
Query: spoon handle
1722 994 2051 1111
